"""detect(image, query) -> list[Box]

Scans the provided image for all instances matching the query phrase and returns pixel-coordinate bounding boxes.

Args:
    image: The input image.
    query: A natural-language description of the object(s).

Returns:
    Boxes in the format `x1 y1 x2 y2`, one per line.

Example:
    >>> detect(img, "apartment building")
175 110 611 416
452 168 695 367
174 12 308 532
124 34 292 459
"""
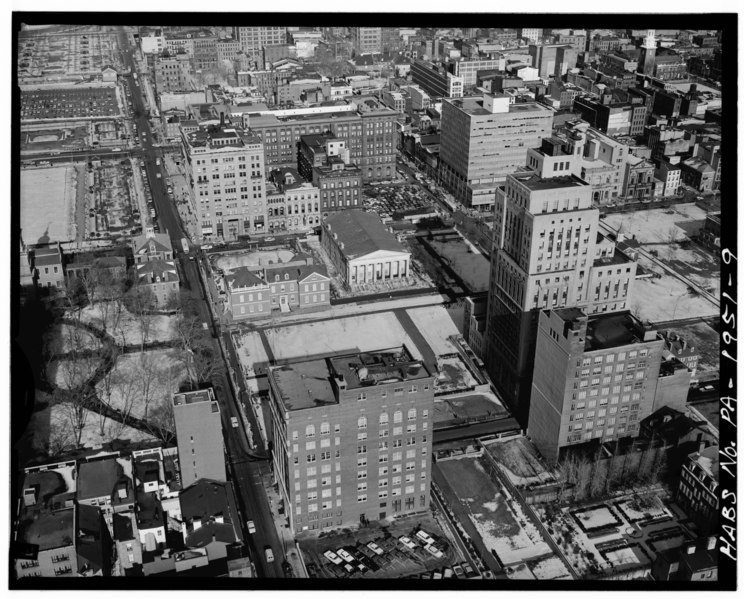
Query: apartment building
268 346 435 533
246 100 398 182
182 119 267 240
438 93 553 210
677 444 719 534
154 53 192 93
410 59 464 99
236 27 287 56
528 309 665 464
269 167 322 230
173 388 227 485
351 27 382 55
485 150 637 424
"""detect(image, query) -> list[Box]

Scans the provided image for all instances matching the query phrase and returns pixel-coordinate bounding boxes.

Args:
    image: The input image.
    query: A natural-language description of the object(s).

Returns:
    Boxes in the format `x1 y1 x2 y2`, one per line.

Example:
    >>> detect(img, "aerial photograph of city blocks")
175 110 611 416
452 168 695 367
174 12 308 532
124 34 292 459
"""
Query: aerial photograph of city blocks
10 15 734 591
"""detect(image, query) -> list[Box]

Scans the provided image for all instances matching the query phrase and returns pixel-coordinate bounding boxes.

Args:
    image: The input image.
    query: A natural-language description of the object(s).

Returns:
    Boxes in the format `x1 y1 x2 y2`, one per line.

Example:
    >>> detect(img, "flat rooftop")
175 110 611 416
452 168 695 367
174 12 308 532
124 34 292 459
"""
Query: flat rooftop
511 173 589 191
271 359 338 412
329 346 430 389
173 388 217 408
449 96 550 116
584 311 654 352
593 249 633 267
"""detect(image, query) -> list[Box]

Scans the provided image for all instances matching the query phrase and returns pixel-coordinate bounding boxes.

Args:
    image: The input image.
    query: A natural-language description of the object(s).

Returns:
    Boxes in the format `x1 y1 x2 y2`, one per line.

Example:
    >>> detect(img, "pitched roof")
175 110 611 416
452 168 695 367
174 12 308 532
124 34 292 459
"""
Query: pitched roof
226 266 266 290
324 210 408 259
136 260 179 284
132 233 173 255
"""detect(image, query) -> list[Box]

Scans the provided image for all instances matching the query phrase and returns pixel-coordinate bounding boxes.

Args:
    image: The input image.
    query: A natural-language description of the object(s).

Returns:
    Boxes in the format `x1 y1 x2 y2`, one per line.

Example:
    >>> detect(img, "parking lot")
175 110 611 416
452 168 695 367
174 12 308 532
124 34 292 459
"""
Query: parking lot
299 513 474 580
21 86 120 120
363 182 439 220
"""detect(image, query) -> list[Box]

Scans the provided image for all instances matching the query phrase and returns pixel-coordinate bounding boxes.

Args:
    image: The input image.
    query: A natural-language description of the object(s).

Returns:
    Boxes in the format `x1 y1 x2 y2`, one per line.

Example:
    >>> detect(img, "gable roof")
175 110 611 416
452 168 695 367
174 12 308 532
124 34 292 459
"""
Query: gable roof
226 266 266 290
324 210 408 259
132 233 173 255
136 260 179 284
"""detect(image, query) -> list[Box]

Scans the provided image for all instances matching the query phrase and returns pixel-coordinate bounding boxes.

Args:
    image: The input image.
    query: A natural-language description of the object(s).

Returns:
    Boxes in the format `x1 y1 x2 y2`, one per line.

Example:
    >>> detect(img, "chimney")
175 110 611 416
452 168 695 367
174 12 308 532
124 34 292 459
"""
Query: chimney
706 536 716 551
698 439 707 454
220 112 225 127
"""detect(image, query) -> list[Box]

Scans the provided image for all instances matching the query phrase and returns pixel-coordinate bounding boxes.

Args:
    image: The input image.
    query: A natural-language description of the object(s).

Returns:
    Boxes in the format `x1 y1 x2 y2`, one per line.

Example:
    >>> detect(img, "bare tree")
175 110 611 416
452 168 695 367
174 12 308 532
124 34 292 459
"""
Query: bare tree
124 280 157 352
103 365 140 442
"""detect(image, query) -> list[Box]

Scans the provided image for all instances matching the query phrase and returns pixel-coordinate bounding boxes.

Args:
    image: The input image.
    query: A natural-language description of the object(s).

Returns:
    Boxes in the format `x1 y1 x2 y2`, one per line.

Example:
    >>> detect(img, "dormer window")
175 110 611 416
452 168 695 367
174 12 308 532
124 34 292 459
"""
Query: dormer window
285 273 289 280
275 274 280 282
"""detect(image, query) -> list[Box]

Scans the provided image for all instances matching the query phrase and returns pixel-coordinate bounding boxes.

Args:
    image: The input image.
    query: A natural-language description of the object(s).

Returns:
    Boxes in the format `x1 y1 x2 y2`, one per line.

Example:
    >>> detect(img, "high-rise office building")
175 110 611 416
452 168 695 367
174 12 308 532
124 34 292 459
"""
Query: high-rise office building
236 27 287 57
485 138 637 424
173 388 227 484
410 59 464 99
182 118 267 240
438 93 553 210
528 308 665 464
351 27 382 55
639 29 657 76
268 346 434 533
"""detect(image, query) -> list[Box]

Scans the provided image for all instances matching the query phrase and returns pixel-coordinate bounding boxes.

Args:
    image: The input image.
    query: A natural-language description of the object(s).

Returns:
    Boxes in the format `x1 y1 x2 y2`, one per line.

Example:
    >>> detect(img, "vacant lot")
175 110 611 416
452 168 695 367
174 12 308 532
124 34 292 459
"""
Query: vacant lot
213 249 296 272
484 437 557 487
426 234 490 293
266 312 422 363
438 455 552 566
21 166 75 245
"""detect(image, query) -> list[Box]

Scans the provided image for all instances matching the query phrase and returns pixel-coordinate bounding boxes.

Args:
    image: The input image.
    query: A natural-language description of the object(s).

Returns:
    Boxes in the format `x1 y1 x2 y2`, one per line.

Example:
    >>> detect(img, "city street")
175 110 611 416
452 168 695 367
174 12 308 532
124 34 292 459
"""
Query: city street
117 29 289 578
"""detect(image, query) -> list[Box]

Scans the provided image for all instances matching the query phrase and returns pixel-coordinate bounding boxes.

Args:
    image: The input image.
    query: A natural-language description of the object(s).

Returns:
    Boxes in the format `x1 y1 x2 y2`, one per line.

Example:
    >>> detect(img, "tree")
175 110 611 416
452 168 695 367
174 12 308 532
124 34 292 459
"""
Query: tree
123 281 157 352
103 364 140 442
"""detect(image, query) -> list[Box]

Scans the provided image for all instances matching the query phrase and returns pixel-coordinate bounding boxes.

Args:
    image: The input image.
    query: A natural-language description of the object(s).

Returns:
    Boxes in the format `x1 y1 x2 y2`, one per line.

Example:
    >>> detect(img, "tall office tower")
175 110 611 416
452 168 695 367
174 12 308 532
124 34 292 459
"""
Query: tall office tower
485 138 637 424
173 388 227 484
236 26 288 57
182 117 267 241
528 308 665 464
639 29 657 76
438 93 553 211
351 27 383 55
268 346 435 533
519 28 543 44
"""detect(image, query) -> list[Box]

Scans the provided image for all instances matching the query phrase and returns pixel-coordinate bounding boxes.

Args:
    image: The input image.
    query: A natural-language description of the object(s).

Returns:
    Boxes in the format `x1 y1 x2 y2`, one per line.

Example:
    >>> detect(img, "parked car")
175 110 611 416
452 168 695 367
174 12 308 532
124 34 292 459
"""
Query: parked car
264 546 274 563
416 530 435 545
443 567 454 578
336 548 356 564
463 562 477 577
323 550 343 565
367 542 384 556
231 416 239 428
398 536 417 550
452 564 465 577
425 544 444 558
247 520 256 534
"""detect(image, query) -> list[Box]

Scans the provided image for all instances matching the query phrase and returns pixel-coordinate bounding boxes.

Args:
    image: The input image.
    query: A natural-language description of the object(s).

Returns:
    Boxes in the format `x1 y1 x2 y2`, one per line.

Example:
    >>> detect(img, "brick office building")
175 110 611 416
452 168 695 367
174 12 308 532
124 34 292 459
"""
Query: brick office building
268 346 435 533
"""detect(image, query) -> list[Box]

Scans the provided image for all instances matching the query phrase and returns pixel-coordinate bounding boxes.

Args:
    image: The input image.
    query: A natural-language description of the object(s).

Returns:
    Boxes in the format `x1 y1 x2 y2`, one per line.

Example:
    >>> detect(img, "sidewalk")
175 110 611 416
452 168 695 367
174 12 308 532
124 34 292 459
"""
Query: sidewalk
263 474 308 578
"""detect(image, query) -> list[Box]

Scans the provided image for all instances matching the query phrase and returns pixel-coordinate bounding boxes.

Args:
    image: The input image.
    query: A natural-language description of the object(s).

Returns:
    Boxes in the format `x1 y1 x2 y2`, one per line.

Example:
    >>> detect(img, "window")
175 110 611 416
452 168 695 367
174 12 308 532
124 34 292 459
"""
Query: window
358 416 367 429
306 424 315 438
394 410 403 423
307 454 316 463
407 408 417 420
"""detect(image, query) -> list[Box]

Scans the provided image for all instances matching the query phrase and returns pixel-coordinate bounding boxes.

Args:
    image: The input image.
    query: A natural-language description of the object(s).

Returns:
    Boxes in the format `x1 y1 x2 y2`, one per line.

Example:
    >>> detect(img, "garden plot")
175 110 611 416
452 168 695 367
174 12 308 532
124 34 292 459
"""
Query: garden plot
74 302 177 345
406 305 461 356
100 349 189 420
528 555 573 580
572 505 622 532
615 497 671 523
87 159 141 239
438 456 552 567
484 436 557 487
265 312 421 363
213 249 296 272
21 166 76 245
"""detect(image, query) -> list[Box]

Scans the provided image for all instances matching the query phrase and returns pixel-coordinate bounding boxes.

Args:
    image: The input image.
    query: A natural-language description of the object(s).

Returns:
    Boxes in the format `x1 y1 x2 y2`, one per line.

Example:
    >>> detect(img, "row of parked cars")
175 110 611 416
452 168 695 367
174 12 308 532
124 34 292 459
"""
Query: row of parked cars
320 528 450 577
